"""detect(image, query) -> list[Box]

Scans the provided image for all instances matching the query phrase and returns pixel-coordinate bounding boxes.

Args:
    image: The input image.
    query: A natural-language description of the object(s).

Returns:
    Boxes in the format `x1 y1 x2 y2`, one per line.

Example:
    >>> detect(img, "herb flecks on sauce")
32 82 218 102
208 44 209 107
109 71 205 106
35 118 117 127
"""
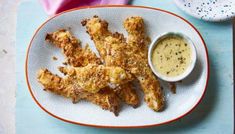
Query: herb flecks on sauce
152 36 191 77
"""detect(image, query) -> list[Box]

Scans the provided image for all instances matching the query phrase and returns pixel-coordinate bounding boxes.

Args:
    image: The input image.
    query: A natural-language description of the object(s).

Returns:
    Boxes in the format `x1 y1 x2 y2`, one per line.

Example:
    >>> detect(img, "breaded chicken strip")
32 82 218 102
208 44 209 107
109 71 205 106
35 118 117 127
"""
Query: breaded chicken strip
37 69 120 115
82 17 128 68
114 83 139 108
123 16 164 111
83 16 164 111
46 29 139 107
45 29 101 66
82 17 140 107
58 64 133 93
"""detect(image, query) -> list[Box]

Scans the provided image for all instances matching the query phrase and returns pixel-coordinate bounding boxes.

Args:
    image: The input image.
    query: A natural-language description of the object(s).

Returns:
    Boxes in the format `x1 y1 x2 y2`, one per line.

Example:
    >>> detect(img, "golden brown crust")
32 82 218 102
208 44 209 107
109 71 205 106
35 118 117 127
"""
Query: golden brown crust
37 69 120 115
86 87 120 116
83 18 140 107
114 82 139 108
124 16 164 111
46 28 139 107
47 29 140 108
45 29 101 67
58 64 133 93
84 16 164 111
83 18 128 68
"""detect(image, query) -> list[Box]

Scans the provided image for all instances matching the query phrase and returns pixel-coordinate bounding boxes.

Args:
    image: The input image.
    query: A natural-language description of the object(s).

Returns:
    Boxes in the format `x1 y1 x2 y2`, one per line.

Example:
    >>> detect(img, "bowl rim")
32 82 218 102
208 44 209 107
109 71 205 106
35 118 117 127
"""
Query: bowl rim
148 32 197 82
25 5 210 128
173 0 235 22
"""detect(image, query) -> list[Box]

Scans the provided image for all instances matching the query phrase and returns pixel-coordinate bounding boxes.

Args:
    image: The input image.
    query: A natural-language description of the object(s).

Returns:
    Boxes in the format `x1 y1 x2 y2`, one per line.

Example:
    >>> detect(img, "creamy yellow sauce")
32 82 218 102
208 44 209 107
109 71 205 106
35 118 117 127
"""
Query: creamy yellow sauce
152 36 191 77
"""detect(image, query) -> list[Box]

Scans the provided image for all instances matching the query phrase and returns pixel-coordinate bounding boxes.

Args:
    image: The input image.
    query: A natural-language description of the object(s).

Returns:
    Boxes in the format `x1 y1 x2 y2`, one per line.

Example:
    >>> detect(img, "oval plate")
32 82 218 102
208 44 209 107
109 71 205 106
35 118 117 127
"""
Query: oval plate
26 5 209 128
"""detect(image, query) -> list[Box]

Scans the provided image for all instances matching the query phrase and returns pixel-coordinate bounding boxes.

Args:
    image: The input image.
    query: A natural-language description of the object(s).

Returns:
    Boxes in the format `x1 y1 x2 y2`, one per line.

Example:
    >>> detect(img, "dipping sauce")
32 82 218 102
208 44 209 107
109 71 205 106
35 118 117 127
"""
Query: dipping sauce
152 36 191 77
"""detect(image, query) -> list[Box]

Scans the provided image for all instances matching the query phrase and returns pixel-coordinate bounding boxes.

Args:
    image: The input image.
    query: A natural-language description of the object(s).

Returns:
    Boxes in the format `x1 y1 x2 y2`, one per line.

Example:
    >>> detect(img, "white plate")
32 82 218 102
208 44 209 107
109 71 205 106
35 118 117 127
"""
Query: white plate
26 6 209 128
174 0 235 22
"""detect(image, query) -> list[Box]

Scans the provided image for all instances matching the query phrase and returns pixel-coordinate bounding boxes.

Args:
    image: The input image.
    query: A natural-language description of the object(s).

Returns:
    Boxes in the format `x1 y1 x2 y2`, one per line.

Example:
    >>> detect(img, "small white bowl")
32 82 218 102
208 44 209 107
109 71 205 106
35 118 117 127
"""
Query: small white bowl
148 32 197 82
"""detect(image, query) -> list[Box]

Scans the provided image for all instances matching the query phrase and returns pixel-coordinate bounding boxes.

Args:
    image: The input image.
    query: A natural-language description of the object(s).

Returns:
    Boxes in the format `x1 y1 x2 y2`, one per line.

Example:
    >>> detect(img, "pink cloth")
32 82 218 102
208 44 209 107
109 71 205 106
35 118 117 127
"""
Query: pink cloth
39 0 129 15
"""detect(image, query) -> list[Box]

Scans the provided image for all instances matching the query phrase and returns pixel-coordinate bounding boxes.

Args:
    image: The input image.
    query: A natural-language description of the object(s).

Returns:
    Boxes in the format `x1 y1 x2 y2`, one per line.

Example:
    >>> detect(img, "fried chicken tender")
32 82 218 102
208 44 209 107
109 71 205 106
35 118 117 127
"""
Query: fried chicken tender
45 29 101 66
123 16 164 111
58 64 133 93
83 16 164 111
114 83 139 108
82 17 128 68
37 69 120 115
46 29 139 107
82 17 140 107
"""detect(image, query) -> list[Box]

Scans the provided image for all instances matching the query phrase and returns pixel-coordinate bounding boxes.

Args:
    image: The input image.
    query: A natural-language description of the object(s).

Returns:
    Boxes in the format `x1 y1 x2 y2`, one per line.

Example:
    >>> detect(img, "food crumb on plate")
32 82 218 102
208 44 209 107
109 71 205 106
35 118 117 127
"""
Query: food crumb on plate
52 56 58 60
62 61 68 65
168 82 176 94
2 49 7 54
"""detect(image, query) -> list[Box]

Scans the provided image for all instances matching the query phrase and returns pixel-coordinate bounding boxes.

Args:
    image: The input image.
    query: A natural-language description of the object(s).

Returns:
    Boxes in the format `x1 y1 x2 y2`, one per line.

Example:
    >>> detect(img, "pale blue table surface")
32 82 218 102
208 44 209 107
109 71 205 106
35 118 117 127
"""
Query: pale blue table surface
16 0 233 134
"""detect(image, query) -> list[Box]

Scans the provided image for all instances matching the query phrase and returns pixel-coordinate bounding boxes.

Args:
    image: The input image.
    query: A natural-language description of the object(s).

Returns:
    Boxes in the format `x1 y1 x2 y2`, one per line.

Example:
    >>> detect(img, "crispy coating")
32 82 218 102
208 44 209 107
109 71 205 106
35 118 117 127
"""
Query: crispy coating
82 17 140 107
124 16 164 111
45 29 101 66
82 17 127 68
83 16 164 111
37 69 120 115
114 83 139 107
46 29 139 107
58 64 133 93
